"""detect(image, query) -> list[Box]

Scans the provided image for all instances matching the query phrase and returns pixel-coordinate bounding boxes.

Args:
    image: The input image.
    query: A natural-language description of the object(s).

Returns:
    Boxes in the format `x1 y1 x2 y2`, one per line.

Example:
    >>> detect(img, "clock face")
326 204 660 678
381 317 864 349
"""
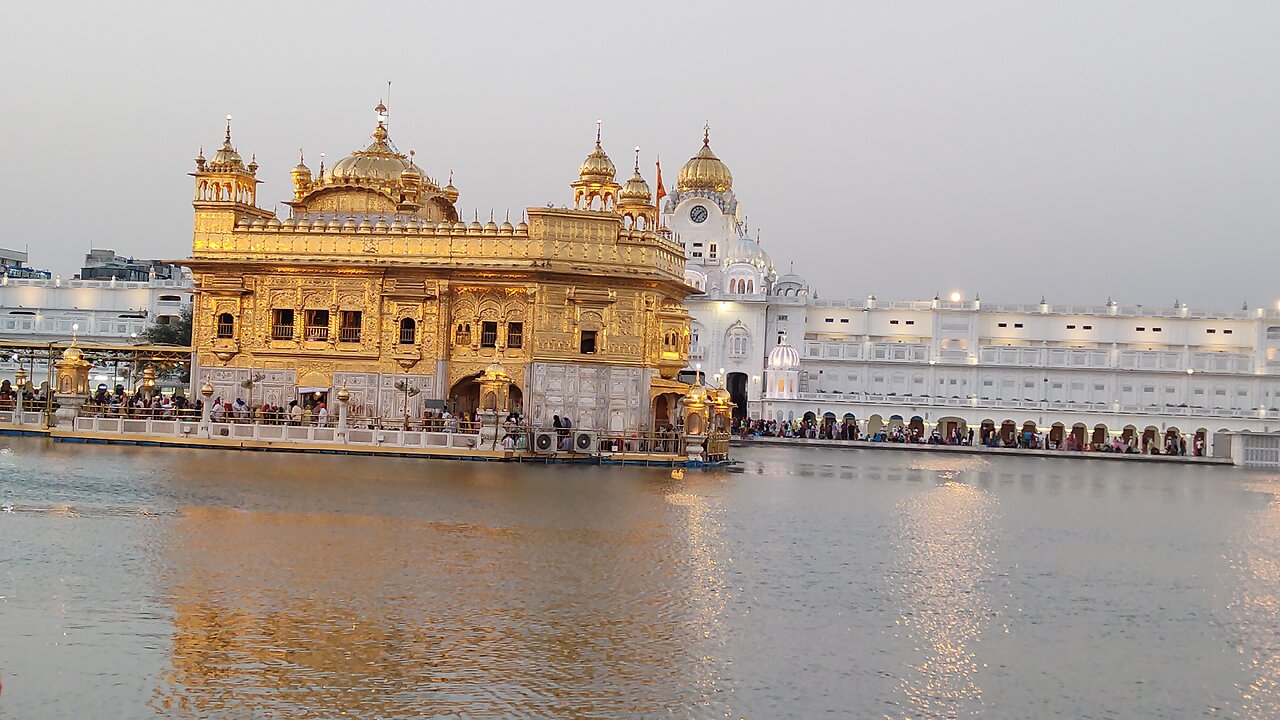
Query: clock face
689 205 709 224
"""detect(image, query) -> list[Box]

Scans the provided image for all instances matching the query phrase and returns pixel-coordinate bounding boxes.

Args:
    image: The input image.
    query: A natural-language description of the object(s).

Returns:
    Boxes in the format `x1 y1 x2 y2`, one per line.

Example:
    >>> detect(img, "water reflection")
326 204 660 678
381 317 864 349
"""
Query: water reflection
6 438 1280 718
1229 485 1280 719
890 476 999 719
149 474 733 718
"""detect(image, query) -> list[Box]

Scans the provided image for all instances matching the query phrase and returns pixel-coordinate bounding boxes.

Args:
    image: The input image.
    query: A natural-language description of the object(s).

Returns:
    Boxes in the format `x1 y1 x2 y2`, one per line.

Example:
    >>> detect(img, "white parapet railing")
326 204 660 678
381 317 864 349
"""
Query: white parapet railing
71 416 482 452
0 410 47 426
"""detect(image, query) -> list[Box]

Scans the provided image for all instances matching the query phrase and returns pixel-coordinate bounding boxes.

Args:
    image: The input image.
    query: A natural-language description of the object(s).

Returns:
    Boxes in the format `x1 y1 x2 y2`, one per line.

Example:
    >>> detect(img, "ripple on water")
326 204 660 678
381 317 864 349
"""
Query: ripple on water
1 437 1279 719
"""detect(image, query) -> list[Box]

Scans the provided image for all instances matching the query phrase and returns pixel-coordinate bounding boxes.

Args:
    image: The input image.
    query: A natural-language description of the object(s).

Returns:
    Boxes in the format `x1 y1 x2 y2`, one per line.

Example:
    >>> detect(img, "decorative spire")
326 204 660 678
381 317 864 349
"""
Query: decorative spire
225 114 232 144
298 148 305 164
595 118 602 146
633 146 640 173
702 121 710 147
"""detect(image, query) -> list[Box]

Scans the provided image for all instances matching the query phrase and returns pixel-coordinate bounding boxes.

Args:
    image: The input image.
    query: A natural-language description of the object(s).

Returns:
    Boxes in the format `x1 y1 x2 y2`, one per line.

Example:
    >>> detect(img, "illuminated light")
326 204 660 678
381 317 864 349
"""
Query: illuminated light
950 292 962 303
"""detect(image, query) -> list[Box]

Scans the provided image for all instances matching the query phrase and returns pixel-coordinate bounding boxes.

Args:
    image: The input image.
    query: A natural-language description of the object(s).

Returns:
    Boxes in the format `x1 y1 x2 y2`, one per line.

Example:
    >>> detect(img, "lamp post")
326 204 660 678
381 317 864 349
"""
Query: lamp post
200 380 213 421
336 383 350 442
394 378 420 428
239 372 266 420
14 366 26 425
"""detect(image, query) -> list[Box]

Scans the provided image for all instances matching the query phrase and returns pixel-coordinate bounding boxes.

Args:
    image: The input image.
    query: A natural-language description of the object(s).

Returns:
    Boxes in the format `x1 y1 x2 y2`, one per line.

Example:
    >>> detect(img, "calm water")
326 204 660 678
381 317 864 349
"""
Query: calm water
1 439 1279 719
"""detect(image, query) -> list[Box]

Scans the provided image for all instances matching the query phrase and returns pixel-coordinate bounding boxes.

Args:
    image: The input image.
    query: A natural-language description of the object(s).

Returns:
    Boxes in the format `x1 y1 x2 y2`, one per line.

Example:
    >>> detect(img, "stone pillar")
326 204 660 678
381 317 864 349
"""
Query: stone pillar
200 380 214 437
336 383 350 443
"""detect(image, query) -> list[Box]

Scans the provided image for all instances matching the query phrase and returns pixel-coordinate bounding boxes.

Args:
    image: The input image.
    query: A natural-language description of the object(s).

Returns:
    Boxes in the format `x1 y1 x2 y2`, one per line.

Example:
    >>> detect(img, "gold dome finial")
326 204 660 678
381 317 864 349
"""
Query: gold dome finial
703 121 710 147
225 114 233 144
596 118 602 146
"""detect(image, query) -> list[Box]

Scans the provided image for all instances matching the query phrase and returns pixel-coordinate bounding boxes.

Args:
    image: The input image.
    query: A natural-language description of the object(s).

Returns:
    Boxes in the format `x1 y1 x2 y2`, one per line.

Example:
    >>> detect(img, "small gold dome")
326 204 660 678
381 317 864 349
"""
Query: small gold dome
209 117 243 170
210 141 243 171
443 170 459 203
677 127 732 193
61 345 83 362
579 143 616 183
619 151 652 205
578 123 616 183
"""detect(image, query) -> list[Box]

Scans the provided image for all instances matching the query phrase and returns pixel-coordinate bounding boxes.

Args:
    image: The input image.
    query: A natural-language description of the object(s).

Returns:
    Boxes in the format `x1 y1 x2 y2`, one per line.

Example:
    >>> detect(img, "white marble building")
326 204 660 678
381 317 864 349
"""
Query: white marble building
668 132 1280 453
0 272 192 343
0 256 194 388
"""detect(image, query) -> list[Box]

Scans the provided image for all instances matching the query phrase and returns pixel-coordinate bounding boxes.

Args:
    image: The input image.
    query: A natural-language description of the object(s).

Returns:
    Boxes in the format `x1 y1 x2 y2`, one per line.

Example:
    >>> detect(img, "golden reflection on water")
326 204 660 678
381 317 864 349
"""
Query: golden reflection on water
664 489 728 696
1229 485 1280 719
890 479 998 720
147 474 732 718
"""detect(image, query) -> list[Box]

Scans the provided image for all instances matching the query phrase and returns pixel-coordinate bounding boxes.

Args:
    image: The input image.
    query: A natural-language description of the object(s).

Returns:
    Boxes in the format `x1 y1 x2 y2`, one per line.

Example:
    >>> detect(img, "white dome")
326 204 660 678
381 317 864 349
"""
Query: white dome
767 338 800 370
724 235 771 271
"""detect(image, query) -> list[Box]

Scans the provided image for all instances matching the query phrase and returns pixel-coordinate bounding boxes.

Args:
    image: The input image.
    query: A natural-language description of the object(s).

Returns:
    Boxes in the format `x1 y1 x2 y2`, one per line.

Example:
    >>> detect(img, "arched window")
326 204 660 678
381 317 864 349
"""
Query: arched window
455 322 471 346
216 313 234 339
399 317 416 345
727 326 750 358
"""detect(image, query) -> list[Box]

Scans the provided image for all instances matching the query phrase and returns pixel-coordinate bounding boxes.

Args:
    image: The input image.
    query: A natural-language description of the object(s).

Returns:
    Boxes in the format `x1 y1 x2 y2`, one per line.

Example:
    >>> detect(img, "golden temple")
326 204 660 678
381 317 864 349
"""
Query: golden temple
185 106 693 431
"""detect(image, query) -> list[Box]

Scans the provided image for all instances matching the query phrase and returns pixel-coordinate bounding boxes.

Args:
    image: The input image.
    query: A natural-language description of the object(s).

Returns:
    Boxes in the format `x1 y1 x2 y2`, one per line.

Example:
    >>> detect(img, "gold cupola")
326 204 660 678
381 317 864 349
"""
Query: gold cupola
677 124 733 193
619 148 652 205
208 116 244 172
618 147 657 231
571 120 621 211
443 170 459 204
290 149 312 200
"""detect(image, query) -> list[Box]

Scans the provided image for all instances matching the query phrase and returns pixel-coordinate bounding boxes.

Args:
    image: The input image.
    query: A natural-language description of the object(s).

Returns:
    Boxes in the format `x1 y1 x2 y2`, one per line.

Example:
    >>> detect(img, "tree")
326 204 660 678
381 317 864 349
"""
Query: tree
141 304 192 346
140 305 193 384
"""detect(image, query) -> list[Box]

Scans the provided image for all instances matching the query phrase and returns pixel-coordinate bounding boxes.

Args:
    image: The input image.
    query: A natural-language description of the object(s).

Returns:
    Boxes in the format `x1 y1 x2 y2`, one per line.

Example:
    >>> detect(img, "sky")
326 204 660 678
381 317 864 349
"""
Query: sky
1 1 1277 308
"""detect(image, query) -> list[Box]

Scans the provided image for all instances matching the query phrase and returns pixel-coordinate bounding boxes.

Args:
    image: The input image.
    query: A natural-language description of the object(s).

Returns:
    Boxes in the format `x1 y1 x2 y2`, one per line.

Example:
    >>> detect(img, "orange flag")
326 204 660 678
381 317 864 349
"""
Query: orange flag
655 157 667 208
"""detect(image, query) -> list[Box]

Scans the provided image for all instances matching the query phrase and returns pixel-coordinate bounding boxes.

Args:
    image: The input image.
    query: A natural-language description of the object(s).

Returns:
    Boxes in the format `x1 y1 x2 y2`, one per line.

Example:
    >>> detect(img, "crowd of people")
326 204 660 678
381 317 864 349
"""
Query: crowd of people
84 385 199 419
734 417 1206 456
0 380 50 411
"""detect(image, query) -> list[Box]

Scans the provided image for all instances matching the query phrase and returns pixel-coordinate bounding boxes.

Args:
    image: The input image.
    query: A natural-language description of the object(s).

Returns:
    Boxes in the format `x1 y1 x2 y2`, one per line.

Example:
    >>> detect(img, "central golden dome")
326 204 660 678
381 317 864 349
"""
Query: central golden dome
327 103 430 186
329 123 427 184
677 128 732 193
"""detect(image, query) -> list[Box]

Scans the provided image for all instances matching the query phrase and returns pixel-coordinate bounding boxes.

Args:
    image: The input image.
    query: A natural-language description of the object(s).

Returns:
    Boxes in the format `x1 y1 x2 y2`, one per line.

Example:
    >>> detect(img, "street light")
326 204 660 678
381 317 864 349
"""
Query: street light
394 378 420 422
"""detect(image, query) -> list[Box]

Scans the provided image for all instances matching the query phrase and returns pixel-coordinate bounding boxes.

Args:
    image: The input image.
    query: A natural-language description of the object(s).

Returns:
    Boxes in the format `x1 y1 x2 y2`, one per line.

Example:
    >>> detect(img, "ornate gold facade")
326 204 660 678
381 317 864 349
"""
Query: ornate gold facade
186 107 691 429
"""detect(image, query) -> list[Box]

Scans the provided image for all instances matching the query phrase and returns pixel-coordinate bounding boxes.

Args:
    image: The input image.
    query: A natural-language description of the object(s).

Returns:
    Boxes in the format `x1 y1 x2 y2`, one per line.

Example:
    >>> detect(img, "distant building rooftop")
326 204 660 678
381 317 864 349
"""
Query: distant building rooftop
77 249 183 282
0 246 51 279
